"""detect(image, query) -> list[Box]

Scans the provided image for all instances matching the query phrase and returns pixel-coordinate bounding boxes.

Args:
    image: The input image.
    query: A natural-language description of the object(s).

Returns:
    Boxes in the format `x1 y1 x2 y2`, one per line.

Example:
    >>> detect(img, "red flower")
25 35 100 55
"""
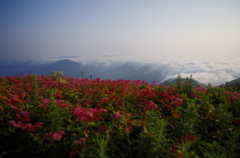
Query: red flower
9 120 22 128
16 112 31 122
41 99 50 104
142 100 157 110
73 138 86 145
69 151 78 156
181 135 199 144
123 125 132 134
85 98 93 106
54 91 64 98
73 106 105 122
21 122 43 133
52 131 66 140
56 100 70 109
113 112 122 119
168 145 183 158
44 132 53 139
99 108 107 112
173 98 183 107
45 131 66 142
10 106 22 113
97 125 109 133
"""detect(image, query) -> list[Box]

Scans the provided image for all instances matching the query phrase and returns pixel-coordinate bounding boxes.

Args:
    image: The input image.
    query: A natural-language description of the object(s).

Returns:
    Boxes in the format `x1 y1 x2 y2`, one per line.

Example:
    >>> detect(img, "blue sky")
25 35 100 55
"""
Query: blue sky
1 0 240 61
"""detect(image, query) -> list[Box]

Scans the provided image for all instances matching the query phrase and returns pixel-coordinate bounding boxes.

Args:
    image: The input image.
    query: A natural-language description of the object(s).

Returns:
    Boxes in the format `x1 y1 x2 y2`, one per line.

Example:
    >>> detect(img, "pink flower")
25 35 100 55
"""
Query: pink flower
9 120 22 128
44 131 66 142
99 109 107 112
19 112 29 116
56 100 70 109
23 123 32 129
175 98 183 102
73 107 104 122
114 112 122 119
52 131 66 140
24 122 43 133
100 97 109 104
41 99 50 104
85 111 93 118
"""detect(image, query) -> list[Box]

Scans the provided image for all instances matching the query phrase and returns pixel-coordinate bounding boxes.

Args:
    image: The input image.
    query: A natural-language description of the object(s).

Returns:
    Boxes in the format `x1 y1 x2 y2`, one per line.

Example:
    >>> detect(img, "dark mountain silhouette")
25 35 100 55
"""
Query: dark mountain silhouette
160 78 207 87
0 60 48 76
0 59 163 82
23 59 82 78
217 77 240 87
0 59 20 65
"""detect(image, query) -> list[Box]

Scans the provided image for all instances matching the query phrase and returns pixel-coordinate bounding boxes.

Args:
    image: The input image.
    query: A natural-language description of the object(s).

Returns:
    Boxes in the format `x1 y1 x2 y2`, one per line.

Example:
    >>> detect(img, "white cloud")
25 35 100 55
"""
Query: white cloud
30 56 240 86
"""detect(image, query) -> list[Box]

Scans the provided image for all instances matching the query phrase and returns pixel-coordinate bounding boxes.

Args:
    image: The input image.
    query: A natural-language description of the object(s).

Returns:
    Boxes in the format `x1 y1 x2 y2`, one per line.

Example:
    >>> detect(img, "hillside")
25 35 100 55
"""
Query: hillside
217 77 240 87
160 78 207 87
23 59 83 78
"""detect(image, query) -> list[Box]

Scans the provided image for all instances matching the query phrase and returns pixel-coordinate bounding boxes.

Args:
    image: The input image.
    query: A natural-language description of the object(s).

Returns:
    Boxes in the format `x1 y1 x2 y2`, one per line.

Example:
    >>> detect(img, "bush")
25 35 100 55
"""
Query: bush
0 74 240 157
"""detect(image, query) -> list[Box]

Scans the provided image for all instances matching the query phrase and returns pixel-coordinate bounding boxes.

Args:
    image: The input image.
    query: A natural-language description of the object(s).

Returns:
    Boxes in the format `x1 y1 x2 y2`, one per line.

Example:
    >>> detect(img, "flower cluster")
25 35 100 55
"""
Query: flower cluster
180 135 199 144
44 131 66 143
56 99 70 109
39 98 51 110
9 120 43 133
168 145 183 158
142 100 158 110
72 106 107 122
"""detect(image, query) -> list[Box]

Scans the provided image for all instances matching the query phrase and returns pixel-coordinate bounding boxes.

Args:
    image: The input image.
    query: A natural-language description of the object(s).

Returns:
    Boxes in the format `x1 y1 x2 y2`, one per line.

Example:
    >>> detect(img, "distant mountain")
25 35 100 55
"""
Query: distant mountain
0 59 164 82
217 77 240 87
23 59 82 78
0 59 21 65
0 60 49 76
48 56 81 59
160 78 207 87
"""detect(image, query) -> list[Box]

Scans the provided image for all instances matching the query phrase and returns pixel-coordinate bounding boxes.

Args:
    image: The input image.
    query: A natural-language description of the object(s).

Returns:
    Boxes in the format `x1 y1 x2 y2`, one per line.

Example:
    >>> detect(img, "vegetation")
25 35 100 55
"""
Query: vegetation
0 73 240 158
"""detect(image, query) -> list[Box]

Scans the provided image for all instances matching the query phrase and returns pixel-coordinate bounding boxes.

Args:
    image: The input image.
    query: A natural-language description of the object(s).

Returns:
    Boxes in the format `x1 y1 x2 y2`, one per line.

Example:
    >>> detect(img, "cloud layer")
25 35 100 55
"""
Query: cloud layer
44 56 240 86
1 56 239 86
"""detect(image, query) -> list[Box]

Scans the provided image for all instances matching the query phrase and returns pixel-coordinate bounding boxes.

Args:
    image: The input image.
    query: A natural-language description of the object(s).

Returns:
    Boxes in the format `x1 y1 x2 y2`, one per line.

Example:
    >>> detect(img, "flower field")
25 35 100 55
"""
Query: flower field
0 73 240 158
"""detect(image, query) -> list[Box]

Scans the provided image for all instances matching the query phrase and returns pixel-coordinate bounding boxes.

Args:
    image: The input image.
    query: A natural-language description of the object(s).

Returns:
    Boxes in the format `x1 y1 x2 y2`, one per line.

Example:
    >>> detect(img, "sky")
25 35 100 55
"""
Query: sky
1 0 240 61
1 1 240 85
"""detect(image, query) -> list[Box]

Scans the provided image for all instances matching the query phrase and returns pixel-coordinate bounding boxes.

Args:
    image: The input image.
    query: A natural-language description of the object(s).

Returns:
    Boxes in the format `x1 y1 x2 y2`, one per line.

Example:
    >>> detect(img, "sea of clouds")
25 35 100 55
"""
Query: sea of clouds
38 55 240 86
2 55 239 86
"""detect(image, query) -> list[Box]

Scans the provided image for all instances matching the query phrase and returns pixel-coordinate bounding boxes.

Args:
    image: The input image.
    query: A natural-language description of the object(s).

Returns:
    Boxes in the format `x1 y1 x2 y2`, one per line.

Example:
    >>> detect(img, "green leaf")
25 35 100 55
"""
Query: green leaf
9 126 15 133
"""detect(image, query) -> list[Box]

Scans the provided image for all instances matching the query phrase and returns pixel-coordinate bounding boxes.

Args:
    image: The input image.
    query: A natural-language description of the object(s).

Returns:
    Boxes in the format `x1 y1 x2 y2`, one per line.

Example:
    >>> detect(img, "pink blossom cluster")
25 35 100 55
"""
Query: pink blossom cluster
142 100 158 110
72 106 107 122
44 131 66 143
56 99 70 109
39 98 70 109
9 120 43 133
39 98 51 110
